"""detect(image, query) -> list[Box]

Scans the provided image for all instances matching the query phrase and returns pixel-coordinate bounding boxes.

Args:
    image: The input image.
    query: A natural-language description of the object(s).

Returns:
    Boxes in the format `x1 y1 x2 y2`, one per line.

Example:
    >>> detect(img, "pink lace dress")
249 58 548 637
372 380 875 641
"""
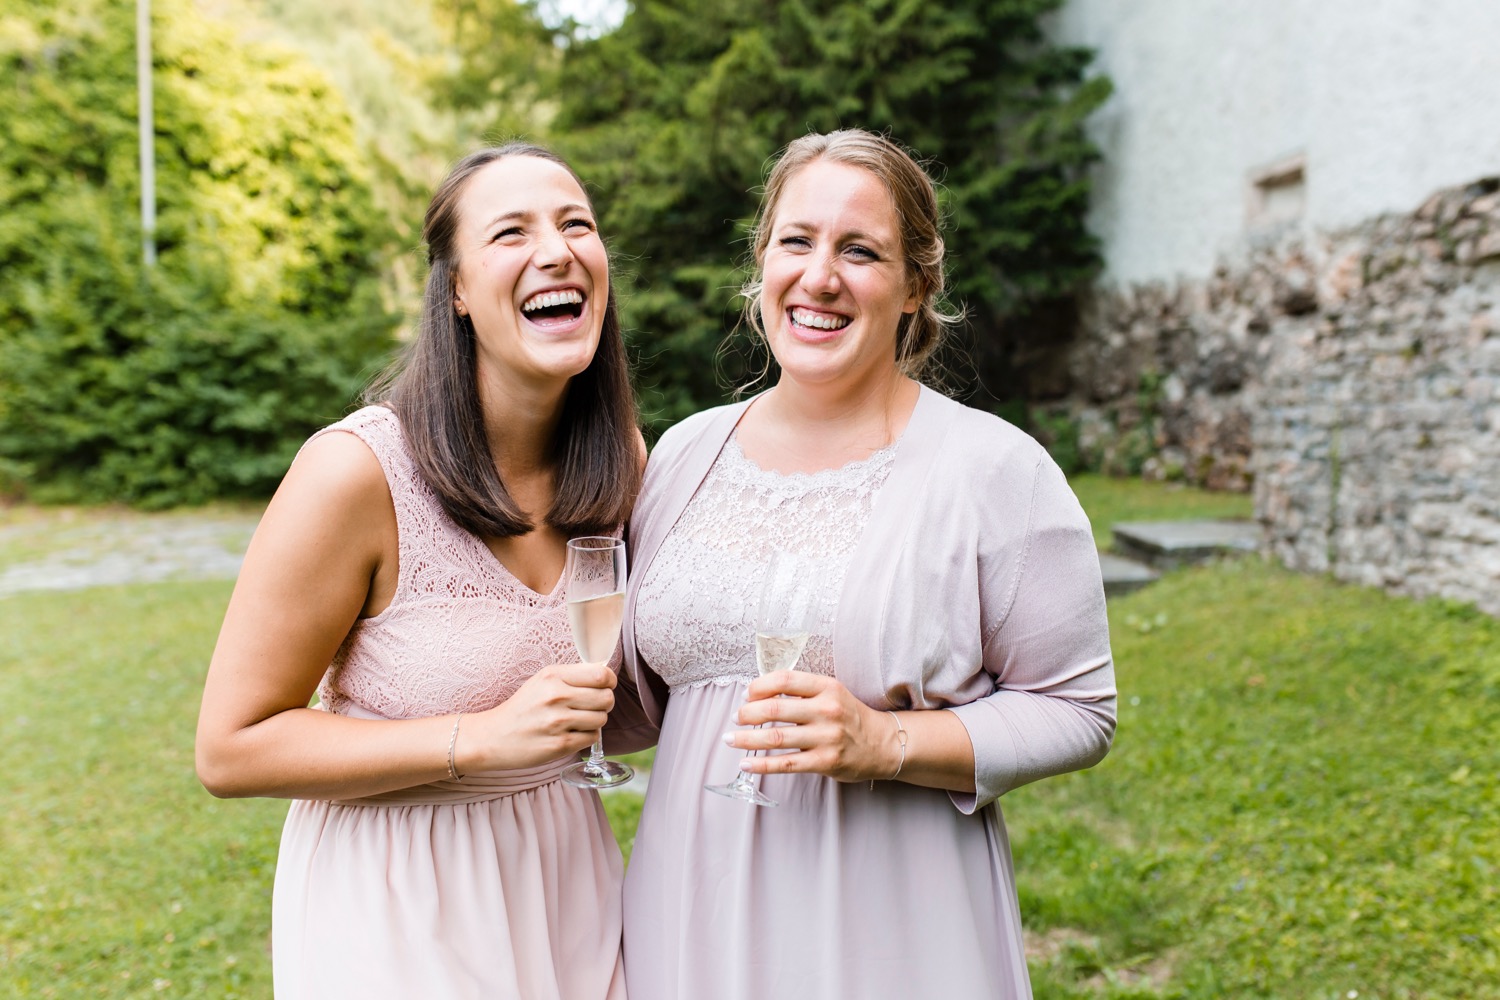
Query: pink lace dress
271 406 626 1000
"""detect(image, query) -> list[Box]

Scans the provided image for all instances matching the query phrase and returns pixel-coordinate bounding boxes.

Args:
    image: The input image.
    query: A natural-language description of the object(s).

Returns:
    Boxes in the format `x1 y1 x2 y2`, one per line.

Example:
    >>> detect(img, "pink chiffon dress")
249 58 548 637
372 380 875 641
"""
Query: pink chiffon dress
270 406 627 1000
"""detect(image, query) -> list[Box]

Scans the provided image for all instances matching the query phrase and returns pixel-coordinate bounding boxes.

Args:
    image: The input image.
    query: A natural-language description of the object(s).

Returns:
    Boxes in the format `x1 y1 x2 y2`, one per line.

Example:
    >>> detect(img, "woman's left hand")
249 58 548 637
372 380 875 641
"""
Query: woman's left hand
727 672 899 783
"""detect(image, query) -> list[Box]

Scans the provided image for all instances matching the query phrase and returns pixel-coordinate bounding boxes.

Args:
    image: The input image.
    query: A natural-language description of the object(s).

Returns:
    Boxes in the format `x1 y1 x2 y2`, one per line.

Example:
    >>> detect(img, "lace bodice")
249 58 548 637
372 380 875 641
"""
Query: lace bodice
634 432 895 689
312 407 582 719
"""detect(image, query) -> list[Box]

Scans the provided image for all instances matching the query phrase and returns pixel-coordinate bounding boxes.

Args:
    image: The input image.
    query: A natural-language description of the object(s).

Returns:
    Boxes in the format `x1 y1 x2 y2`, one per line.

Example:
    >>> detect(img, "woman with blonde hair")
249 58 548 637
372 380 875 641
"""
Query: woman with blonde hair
620 129 1116 998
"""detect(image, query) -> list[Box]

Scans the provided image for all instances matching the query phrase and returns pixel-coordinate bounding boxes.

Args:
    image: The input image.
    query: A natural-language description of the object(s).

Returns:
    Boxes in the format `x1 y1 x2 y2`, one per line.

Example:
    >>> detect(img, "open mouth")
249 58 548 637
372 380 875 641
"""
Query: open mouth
521 288 586 326
789 306 850 332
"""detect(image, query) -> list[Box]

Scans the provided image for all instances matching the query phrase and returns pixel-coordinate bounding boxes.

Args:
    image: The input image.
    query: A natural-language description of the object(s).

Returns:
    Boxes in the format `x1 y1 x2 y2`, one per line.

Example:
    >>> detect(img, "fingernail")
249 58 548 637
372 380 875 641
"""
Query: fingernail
738 759 754 771
721 731 736 746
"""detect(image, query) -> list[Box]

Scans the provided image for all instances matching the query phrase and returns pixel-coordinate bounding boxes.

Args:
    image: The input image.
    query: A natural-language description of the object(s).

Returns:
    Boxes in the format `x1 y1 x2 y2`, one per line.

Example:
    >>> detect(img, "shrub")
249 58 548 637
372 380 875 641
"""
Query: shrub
0 0 397 506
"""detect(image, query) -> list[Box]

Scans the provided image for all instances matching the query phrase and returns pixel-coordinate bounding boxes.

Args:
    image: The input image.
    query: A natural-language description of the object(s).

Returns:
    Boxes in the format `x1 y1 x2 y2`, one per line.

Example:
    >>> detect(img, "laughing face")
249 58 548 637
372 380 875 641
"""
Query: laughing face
452 155 610 394
758 159 918 390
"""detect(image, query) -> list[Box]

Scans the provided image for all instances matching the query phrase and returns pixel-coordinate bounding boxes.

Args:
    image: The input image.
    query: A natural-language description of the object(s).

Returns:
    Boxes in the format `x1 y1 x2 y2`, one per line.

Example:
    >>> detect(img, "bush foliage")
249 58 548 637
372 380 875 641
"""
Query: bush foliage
444 0 1111 432
0 0 396 506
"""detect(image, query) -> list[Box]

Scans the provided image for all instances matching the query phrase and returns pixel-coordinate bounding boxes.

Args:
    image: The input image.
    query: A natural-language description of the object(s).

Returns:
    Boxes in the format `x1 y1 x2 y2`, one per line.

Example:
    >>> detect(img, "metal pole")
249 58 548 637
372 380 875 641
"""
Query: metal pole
137 0 156 266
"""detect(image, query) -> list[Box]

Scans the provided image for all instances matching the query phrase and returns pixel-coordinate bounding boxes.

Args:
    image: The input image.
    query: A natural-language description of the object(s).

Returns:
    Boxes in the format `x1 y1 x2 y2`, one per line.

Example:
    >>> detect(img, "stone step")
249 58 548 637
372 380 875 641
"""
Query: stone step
1099 552 1159 598
1111 520 1260 571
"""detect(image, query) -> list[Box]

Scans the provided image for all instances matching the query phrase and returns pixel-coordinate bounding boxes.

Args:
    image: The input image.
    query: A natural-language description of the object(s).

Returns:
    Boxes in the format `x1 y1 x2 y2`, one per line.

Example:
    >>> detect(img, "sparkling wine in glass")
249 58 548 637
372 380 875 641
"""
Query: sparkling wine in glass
560 536 634 789
705 550 820 806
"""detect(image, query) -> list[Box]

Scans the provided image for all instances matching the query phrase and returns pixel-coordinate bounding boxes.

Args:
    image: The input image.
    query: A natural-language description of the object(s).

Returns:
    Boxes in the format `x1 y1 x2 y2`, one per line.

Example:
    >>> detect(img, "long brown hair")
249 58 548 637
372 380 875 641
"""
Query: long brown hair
367 144 640 538
741 129 961 379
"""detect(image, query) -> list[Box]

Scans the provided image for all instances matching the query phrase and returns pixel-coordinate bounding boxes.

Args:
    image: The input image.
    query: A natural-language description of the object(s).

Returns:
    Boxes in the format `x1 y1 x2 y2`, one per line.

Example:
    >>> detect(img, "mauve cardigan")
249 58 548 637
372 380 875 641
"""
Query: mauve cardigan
617 384 1117 810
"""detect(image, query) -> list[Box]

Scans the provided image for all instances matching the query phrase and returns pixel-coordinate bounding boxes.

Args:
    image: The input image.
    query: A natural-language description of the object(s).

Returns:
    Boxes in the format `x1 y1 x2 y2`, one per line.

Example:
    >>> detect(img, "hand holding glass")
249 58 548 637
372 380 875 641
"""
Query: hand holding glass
560 536 633 789
705 551 820 806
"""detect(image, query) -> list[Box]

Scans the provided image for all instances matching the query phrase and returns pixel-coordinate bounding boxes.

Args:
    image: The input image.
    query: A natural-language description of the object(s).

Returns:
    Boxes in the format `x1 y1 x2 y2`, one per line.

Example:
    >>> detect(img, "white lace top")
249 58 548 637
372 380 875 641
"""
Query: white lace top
634 432 896 689
309 406 582 720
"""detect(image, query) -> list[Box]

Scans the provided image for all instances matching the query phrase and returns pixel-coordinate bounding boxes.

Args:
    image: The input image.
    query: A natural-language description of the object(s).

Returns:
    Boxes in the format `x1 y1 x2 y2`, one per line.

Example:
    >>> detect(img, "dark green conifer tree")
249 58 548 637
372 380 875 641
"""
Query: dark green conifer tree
446 0 1110 430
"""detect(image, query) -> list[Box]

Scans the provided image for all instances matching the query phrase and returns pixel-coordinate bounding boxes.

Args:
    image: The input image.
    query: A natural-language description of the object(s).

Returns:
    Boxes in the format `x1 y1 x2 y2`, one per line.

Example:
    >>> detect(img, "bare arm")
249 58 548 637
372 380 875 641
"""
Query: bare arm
195 431 615 800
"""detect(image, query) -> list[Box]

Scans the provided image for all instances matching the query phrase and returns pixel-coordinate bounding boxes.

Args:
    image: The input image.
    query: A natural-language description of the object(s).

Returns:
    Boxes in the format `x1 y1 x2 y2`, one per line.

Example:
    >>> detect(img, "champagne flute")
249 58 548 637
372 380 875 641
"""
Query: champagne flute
559 536 634 789
705 550 819 806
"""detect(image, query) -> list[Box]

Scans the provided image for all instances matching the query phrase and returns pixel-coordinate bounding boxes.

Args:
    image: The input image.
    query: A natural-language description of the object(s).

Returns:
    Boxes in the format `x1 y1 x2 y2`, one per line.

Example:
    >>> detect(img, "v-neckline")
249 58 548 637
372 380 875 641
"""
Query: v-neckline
472 533 566 601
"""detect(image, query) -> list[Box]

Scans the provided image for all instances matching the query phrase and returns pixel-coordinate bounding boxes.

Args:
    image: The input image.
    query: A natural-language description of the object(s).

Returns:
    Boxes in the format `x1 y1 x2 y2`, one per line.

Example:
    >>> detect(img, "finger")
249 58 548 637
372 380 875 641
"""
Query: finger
738 747 827 775
552 663 619 689
561 688 616 714
559 730 603 756
745 671 831 701
724 723 818 753
736 696 817 728
561 710 611 734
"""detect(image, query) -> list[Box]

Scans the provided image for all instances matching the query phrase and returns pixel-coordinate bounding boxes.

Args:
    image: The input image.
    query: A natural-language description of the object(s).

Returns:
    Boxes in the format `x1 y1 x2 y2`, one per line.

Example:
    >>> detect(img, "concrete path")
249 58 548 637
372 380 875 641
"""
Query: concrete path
0 510 262 598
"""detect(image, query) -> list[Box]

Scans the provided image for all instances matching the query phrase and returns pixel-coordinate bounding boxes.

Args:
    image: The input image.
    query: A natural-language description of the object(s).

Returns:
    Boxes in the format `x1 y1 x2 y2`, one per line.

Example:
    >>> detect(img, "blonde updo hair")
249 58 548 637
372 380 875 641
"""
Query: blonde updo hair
741 129 961 379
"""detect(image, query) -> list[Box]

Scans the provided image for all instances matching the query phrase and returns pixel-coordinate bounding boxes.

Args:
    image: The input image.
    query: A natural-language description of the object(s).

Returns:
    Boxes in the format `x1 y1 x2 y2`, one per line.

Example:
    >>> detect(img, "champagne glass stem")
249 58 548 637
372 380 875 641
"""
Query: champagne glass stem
726 731 765 795
581 735 606 773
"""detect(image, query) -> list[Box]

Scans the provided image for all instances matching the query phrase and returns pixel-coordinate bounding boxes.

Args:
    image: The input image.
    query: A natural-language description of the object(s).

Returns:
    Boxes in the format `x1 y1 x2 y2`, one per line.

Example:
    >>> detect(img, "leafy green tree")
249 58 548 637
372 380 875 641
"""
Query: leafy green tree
0 0 397 505
445 0 1110 429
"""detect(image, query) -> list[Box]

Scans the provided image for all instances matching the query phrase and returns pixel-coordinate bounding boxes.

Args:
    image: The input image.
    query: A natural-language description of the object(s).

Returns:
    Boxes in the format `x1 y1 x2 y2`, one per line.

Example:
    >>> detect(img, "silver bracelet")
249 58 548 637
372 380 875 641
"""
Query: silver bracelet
870 710 908 790
447 713 464 781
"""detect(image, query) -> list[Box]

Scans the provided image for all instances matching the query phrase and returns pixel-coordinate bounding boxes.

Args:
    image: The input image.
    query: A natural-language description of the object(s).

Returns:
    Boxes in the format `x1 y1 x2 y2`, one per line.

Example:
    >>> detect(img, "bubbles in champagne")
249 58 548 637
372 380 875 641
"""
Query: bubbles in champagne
568 591 624 663
755 629 809 675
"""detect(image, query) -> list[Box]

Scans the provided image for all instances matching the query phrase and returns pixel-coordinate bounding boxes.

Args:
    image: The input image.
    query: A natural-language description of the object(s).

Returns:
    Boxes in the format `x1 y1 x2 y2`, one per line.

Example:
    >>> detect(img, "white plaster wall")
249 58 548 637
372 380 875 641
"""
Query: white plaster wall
1051 0 1500 284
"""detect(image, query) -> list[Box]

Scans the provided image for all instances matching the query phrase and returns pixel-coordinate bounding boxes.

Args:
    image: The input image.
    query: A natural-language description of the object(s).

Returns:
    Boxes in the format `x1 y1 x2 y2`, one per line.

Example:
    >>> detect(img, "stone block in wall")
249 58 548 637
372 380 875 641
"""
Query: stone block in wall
1067 174 1500 616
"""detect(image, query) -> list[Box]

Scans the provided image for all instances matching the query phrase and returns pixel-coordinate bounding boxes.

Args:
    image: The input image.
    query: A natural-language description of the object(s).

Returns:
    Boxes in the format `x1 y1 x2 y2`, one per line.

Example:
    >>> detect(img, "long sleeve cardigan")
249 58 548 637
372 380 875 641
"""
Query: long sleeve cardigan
619 384 1117 810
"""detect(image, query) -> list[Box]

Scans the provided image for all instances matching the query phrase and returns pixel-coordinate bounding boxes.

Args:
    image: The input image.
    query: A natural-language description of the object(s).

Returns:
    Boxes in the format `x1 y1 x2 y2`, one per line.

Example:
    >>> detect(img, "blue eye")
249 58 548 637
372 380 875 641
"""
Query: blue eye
845 245 878 261
779 236 811 250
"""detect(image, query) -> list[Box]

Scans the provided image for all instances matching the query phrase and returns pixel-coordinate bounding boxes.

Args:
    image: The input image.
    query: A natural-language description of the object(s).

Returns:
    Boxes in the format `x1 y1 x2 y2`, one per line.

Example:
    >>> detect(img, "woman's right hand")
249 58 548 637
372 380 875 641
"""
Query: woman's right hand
462 662 618 773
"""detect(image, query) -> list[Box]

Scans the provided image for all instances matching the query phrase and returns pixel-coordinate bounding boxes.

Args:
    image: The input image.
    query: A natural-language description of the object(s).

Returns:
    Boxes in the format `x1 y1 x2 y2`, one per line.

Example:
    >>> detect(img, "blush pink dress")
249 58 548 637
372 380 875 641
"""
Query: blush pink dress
270 406 627 1000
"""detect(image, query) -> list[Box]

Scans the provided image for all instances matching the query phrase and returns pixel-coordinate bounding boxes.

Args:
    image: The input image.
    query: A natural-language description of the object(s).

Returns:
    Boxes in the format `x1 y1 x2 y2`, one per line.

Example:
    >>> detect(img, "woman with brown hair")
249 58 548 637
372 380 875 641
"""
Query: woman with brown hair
619 129 1116 998
195 143 649 999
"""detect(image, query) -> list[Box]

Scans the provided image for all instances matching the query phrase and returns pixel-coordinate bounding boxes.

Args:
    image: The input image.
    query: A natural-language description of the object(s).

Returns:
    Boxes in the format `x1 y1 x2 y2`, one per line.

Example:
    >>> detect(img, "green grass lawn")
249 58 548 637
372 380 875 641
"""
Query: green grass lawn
0 583 283 998
2 478 1496 998
1014 561 1500 998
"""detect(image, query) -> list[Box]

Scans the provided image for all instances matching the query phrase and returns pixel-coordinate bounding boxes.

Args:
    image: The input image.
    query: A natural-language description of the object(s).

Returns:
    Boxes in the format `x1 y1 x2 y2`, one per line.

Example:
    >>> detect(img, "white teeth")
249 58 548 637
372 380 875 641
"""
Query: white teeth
790 307 850 331
522 288 584 313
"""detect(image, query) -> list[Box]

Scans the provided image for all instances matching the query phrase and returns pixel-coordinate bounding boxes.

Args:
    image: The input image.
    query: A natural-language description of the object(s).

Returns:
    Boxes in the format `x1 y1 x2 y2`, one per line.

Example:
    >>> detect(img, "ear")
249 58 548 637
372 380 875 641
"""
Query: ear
453 273 469 317
902 277 921 315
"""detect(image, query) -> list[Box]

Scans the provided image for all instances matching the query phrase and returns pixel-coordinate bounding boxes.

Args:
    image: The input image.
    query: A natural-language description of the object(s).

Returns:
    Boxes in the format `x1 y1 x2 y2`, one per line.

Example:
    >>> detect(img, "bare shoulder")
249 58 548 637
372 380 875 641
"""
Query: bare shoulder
253 428 396 571
279 429 389 507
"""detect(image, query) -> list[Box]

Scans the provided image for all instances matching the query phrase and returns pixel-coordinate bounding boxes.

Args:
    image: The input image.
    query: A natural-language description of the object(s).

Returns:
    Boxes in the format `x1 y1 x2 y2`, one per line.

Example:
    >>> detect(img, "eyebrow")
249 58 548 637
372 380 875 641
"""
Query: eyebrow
480 204 595 230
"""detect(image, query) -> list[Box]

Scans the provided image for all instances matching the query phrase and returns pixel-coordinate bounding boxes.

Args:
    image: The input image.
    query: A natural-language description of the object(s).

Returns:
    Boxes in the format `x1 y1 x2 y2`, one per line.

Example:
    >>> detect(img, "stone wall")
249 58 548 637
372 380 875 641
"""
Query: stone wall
1052 177 1500 614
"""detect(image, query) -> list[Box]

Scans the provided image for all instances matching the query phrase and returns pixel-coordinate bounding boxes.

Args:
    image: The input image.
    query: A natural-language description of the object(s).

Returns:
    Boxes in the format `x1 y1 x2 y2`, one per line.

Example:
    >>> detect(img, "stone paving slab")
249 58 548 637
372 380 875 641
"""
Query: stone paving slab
1099 552 1160 597
1112 519 1260 570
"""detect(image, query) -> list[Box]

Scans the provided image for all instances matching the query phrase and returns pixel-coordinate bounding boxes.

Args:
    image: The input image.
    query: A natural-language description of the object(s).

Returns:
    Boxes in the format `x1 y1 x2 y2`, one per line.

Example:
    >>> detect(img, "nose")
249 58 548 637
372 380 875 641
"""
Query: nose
533 226 575 270
799 250 840 296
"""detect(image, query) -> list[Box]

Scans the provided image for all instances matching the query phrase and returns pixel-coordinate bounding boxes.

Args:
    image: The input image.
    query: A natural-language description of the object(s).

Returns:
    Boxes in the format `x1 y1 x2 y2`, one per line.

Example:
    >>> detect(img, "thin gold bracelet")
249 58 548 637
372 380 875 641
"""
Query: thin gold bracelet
447 713 464 782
